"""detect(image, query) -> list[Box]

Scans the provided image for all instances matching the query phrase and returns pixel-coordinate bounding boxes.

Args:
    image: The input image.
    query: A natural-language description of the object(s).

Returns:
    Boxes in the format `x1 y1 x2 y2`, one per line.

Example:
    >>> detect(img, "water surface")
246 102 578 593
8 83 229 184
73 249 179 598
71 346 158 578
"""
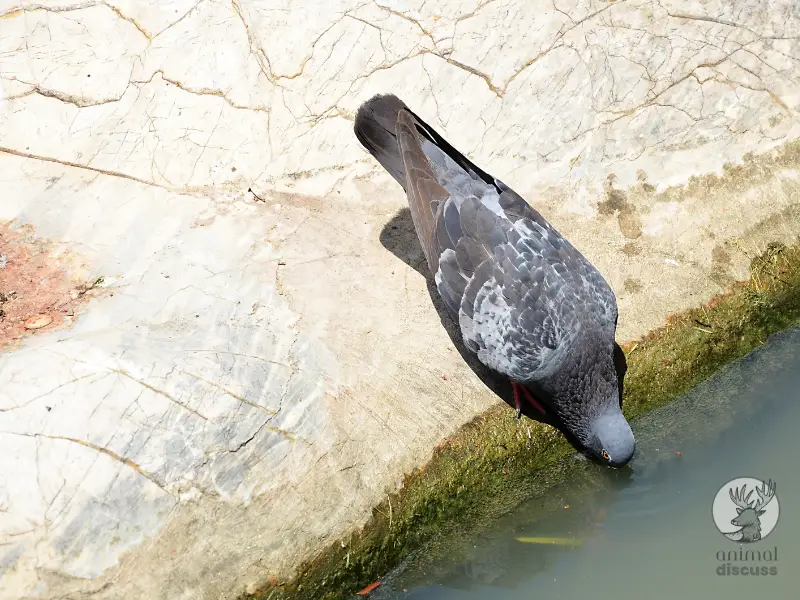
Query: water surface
369 328 800 599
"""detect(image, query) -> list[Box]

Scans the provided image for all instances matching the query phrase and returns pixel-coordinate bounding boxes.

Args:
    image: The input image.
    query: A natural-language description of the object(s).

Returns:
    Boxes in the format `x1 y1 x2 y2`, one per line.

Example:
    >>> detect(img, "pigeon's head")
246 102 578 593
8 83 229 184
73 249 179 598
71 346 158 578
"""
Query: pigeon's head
584 406 636 467
540 336 636 468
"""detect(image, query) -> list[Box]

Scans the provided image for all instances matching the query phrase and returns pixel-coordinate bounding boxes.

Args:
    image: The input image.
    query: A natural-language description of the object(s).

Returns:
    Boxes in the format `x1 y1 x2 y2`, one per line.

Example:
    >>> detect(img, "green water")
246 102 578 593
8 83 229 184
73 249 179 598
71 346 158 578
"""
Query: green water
368 328 800 599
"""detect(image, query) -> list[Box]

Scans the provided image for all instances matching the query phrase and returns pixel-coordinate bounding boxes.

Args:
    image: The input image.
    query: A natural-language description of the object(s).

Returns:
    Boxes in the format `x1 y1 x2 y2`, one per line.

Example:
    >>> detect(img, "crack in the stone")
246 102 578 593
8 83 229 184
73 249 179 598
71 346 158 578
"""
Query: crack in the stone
346 14 388 60
222 418 301 452
181 349 297 372
1 2 153 39
101 1 152 39
374 2 438 50
230 0 274 85
454 0 501 24
0 430 168 492
0 374 100 413
231 0 363 87
0 145 171 190
152 0 206 39
434 54 501 96
667 11 800 41
111 368 209 421
178 370 279 416
130 70 269 112
4 76 130 108
301 0 630 106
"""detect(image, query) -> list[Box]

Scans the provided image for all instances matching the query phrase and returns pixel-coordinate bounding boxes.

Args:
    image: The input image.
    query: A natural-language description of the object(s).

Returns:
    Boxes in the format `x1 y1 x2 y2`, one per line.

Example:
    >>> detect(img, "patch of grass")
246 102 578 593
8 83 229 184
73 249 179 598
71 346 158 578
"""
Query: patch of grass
243 239 800 600
620 241 799 421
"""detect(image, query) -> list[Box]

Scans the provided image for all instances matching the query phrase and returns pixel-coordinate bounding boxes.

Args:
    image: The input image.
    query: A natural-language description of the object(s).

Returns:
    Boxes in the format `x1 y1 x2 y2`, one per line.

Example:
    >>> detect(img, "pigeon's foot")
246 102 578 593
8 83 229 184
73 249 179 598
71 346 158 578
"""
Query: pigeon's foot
512 382 523 419
511 381 546 415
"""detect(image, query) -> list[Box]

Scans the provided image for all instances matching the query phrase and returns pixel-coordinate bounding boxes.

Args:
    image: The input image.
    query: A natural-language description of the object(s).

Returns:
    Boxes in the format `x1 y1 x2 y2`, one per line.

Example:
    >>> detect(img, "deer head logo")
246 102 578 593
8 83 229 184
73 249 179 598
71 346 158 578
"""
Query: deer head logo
713 478 780 543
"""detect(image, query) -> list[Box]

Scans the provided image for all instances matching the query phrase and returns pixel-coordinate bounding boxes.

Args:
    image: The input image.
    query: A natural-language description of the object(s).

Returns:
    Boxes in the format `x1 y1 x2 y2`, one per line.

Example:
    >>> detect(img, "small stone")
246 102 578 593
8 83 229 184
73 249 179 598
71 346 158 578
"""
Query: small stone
24 314 53 330
244 582 259 594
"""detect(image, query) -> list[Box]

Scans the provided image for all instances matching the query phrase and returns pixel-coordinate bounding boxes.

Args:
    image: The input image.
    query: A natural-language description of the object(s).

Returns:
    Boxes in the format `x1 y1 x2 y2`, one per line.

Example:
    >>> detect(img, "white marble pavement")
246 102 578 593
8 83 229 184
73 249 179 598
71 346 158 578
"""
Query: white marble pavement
1 0 799 597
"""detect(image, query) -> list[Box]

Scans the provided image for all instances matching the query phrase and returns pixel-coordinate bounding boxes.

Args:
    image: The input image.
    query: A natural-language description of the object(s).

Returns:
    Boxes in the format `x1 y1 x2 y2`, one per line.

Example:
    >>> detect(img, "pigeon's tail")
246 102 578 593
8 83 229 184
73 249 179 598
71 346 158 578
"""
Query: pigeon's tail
354 94 497 190
355 93 446 272
353 93 496 273
353 94 410 190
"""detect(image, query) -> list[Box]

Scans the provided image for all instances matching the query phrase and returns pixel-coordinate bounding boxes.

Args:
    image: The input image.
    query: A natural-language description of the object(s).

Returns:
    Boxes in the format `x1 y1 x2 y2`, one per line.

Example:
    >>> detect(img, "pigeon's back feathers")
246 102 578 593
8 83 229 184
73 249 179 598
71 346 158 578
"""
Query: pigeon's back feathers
353 93 618 384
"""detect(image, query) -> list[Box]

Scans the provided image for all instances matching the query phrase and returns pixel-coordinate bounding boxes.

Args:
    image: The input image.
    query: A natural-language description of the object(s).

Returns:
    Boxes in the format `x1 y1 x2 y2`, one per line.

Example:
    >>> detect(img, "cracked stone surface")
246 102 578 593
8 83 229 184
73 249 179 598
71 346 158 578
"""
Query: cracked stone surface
1 0 799 598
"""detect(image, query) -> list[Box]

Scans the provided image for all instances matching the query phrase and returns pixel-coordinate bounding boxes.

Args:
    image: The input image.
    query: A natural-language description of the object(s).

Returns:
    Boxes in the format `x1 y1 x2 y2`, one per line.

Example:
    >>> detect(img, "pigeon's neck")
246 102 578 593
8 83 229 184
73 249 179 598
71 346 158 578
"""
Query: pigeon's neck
540 326 617 412
564 326 614 370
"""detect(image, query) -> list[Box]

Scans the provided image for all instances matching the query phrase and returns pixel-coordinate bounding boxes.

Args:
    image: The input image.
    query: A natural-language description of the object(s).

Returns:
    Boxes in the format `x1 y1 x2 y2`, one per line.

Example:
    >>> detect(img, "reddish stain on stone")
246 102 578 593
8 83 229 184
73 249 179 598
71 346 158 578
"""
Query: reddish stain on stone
24 314 54 329
0 221 102 350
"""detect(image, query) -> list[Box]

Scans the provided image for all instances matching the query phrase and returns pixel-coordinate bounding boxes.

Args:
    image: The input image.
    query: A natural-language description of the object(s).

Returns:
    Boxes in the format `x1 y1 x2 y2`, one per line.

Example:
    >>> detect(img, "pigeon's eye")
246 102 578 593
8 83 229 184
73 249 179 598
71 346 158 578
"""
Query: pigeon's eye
601 449 610 461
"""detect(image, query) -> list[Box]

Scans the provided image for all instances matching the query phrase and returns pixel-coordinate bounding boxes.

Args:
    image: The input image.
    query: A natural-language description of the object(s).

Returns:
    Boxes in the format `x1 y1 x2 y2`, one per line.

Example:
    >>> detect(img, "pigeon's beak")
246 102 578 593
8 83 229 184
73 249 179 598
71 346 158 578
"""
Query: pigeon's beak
606 446 635 468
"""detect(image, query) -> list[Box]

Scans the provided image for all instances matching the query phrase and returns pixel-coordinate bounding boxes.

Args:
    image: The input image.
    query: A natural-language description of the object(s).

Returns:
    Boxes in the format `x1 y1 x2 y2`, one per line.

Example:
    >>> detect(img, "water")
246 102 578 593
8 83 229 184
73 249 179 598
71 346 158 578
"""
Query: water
368 328 800 599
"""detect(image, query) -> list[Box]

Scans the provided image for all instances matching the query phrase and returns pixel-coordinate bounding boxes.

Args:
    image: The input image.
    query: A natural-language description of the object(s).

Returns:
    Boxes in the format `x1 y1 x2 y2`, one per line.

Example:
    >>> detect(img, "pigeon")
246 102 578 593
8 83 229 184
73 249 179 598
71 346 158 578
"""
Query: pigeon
353 94 635 467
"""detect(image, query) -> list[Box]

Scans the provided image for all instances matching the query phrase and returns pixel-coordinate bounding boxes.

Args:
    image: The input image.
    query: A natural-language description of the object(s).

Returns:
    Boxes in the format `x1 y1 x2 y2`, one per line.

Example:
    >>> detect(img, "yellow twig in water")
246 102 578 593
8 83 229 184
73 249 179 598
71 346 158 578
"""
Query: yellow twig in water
515 536 583 546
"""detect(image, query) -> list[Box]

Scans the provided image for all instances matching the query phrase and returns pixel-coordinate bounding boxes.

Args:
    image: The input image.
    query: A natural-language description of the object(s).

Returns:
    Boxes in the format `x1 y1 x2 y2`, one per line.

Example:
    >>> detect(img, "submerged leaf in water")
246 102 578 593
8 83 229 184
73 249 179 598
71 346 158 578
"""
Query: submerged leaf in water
357 580 382 595
514 536 583 546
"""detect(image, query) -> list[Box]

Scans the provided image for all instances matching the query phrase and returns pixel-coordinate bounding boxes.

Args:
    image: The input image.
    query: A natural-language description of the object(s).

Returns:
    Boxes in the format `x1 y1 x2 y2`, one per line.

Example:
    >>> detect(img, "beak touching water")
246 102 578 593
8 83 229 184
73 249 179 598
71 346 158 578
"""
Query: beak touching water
591 408 636 467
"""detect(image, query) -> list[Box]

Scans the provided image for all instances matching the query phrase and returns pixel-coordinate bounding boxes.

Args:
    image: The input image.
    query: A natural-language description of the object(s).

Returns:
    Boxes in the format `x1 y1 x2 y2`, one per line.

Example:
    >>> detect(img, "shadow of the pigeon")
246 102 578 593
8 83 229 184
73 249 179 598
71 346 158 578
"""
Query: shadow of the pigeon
379 208 629 442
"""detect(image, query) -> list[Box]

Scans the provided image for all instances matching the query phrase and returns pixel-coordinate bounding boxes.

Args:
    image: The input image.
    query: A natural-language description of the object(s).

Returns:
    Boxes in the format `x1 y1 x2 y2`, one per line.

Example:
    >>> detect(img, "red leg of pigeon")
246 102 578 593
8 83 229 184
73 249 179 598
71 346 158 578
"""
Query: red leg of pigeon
512 381 523 419
511 381 545 419
521 385 546 415
511 381 546 418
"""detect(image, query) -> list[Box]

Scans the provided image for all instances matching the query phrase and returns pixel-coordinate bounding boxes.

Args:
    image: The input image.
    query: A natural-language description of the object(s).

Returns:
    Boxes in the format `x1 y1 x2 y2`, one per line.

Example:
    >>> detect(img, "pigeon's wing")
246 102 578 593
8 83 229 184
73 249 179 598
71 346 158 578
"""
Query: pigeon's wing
395 110 451 273
453 200 618 381
354 94 617 382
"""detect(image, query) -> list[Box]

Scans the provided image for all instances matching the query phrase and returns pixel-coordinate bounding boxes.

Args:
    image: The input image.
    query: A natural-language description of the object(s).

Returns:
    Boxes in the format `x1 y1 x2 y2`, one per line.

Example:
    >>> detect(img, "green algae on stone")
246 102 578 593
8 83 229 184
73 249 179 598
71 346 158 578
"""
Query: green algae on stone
638 139 800 204
243 239 800 600
620 240 800 421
